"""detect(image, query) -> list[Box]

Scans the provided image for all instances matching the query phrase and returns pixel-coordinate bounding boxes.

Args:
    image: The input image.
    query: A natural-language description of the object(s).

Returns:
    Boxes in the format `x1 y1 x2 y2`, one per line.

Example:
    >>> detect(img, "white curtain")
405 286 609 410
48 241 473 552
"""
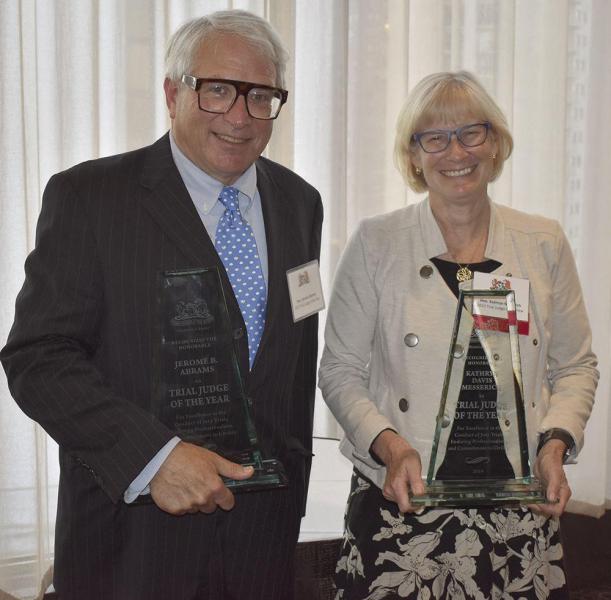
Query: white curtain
0 0 609 597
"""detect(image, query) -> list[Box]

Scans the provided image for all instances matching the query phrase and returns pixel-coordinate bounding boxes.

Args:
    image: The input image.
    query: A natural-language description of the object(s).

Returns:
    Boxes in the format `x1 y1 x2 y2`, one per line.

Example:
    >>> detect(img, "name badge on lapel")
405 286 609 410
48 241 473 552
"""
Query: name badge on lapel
472 272 530 335
286 260 325 322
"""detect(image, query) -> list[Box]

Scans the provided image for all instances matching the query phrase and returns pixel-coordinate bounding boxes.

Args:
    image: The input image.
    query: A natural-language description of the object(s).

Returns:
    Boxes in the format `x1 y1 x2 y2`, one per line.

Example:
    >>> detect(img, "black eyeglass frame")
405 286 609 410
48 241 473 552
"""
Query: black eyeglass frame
181 74 289 120
412 121 492 153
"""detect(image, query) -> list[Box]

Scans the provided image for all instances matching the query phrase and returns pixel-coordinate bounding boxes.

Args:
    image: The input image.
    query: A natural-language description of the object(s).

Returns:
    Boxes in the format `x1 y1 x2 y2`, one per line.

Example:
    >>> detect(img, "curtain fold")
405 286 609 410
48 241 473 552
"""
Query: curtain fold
0 1 609 596
564 0 611 515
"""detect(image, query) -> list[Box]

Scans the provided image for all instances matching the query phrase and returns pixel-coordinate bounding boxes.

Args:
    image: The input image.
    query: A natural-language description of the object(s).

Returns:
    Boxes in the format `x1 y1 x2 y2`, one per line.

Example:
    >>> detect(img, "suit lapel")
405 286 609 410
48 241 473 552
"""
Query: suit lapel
255 159 296 366
137 134 244 318
139 134 216 265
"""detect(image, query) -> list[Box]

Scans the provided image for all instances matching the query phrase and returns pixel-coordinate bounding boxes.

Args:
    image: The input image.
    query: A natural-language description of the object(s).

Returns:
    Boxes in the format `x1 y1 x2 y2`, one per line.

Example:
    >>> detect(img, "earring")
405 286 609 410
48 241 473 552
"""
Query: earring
415 167 422 175
491 153 497 160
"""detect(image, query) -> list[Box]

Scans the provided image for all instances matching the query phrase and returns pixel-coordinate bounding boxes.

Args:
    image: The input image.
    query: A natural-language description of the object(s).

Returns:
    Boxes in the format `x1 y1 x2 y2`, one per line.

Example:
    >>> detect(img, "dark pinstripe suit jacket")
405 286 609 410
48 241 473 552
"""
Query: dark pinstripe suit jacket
1 133 322 597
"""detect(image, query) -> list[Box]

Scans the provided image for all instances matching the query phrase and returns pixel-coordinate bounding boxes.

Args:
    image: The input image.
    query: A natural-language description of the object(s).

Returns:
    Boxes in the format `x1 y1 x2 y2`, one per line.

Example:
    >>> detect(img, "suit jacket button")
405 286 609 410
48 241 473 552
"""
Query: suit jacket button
419 265 433 279
233 328 244 339
453 343 464 358
404 333 419 347
399 398 409 412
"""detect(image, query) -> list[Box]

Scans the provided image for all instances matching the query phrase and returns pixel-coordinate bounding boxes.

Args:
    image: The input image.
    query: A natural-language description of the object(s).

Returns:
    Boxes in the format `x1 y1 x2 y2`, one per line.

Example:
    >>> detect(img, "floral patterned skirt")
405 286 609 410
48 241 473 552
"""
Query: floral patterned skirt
334 470 568 600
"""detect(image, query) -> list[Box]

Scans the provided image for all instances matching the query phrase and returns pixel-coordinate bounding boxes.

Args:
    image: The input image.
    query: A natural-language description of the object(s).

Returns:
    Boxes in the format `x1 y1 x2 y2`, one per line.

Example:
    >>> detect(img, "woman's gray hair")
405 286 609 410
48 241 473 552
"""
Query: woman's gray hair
165 10 289 88
394 71 514 193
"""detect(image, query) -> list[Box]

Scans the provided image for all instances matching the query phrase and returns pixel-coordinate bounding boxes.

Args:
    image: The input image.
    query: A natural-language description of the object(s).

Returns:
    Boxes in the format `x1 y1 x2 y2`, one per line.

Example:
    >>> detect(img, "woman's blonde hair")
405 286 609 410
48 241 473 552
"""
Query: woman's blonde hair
394 71 513 193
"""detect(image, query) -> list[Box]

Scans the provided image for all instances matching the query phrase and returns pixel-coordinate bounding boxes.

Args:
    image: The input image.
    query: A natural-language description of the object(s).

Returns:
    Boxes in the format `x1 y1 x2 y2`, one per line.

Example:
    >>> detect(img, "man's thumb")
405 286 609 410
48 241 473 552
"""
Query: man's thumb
217 456 255 481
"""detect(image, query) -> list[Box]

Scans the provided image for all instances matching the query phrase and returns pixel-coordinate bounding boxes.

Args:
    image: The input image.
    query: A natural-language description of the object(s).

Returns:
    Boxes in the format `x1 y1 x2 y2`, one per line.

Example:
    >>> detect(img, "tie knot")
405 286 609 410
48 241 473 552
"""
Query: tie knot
219 186 240 212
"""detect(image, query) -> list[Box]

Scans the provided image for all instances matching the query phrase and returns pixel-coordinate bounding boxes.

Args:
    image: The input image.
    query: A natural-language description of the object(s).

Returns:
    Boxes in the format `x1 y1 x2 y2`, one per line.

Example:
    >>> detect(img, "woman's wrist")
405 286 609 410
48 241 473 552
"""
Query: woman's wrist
370 429 409 466
537 428 574 463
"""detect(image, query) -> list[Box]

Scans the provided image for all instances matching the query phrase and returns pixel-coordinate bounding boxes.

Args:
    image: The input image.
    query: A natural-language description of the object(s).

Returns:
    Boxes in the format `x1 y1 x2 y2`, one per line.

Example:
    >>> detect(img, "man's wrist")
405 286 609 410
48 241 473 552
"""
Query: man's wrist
123 436 181 503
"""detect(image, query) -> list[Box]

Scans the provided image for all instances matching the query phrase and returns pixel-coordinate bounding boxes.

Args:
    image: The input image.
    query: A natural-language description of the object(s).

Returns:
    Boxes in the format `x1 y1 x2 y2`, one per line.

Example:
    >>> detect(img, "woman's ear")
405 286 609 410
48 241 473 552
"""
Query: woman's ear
409 145 422 171
489 128 499 158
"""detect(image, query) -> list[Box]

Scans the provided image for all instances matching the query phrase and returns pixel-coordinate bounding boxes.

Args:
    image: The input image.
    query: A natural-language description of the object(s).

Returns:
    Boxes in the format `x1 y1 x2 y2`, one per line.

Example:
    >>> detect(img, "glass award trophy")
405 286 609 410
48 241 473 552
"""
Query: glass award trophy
152 267 287 492
410 288 546 507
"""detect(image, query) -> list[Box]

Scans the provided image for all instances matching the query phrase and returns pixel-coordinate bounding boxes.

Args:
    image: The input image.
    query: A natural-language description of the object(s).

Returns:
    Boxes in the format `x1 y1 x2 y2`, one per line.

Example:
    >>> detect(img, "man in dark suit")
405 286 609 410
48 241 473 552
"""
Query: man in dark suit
1 10 322 600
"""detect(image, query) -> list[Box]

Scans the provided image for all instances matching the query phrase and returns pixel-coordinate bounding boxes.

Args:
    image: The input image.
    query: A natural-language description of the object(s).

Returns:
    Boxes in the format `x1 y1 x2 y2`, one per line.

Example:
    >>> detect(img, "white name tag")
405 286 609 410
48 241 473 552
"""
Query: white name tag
472 272 530 335
286 260 325 322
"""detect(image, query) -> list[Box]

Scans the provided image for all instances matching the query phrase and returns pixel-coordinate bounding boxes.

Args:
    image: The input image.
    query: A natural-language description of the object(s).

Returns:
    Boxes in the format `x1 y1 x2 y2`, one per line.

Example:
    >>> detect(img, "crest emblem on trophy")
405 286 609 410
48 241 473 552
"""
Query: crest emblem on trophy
172 298 214 325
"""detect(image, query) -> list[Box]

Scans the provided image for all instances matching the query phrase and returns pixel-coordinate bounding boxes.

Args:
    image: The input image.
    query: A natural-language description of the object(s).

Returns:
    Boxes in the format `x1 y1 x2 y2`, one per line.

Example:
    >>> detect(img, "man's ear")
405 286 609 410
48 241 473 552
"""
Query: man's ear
164 78 179 119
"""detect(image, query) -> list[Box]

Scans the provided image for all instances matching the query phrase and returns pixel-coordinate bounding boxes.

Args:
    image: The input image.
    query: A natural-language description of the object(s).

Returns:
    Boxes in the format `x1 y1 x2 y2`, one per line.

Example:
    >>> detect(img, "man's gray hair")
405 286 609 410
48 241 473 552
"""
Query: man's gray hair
165 10 289 89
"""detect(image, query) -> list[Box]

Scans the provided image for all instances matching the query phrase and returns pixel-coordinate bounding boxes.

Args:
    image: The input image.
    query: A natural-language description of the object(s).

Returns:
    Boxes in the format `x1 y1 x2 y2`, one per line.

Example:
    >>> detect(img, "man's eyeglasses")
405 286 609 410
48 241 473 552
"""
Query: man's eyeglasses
412 122 491 153
181 75 288 120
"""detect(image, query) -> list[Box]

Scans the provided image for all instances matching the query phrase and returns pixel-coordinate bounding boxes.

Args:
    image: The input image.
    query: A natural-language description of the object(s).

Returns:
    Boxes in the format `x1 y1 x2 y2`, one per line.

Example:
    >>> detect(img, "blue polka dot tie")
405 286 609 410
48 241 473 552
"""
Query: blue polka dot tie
215 186 267 368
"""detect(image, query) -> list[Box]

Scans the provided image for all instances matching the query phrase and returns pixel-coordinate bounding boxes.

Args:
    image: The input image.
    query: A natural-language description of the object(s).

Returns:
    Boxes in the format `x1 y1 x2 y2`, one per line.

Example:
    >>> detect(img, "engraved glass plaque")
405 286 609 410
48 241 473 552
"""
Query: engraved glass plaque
410 289 546 507
153 267 287 492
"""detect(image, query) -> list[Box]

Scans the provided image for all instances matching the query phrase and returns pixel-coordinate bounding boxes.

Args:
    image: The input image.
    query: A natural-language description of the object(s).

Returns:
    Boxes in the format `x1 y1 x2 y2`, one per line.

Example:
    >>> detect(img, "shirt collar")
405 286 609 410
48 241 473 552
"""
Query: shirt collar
169 132 258 214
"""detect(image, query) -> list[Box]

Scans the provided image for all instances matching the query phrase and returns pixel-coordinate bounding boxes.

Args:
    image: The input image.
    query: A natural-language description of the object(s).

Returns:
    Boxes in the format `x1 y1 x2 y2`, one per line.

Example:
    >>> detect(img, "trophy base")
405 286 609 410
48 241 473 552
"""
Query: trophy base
409 478 547 508
128 459 288 506
223 458 289 492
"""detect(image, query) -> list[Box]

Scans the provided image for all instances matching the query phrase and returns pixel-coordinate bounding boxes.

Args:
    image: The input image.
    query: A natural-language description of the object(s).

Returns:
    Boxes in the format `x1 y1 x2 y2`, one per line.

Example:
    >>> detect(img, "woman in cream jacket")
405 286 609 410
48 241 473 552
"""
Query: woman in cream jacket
319 71 597 600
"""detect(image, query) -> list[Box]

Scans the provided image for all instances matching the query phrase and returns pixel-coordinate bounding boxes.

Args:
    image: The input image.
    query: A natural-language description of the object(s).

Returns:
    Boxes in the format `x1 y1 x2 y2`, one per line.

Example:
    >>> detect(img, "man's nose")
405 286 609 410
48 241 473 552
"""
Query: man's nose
224 93 251 126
